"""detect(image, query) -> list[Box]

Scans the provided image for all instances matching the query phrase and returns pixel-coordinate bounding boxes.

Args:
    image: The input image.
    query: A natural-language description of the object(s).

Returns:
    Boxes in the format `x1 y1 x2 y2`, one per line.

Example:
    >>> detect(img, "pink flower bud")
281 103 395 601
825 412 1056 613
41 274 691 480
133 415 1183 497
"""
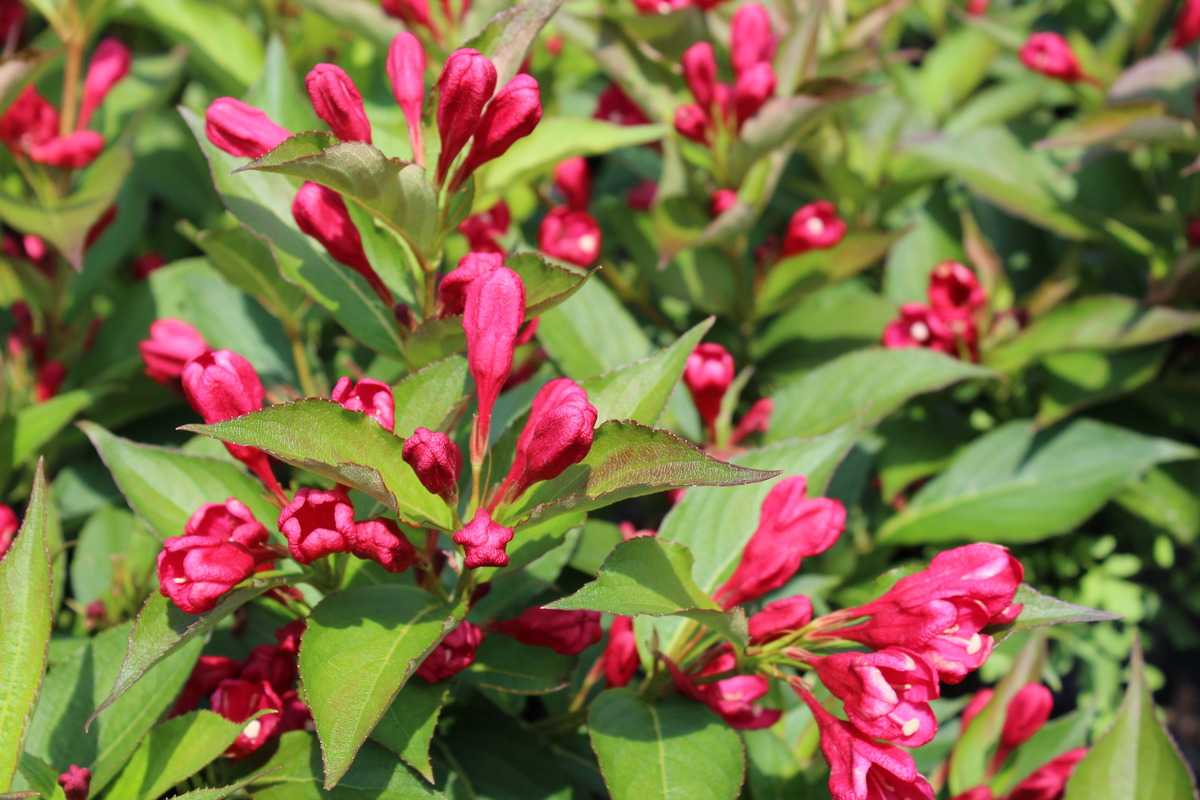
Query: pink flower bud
1001 684 1053 751
157 534 260 615
748 595 812 643
961 689 994 733
0 86 59 155
1176 0 1200 47
928 260 985 316
966 0 989 14
27 130 105 168
458 200 510 252
1007 749 1087 800
139 318 208 384
278 487 356 564
667 645 781 729
435 49 497 184
710 188 737 217
349 518 418 572
211 678 282 758
495 378 597 504
279 689 312 733
539 206 602 267
715 476 846 609
1019 33 1084 83
794 681 936 800
674 103 710 143
463 267 525 457
171 655 242 716
731 4 776 76
388 32 426 161
331 376 395 432
417 620 484 682
811 647 940 747
132 252 167 280
453 509 514 568
734 62 775 126
553 156 591 210
593 83 650 126
291 181 390 302
403 426 462 501
187 498 271 550
0 503 18 562
0 0 25 46
454 73 542 189
78 38 131 128
730 397 773 446
35 360 66 402
242 643 298 695
494 607 602 655
626 180 658 211
382 0 432 29
882 304 957 354
619 522 656 541
439 251 503 316
783 201 846 255
603 616 638 687
632 0 690 13
205 97 290 158
306 63 372 143
57 765 91 800
682 42 718 108
683 342 735 428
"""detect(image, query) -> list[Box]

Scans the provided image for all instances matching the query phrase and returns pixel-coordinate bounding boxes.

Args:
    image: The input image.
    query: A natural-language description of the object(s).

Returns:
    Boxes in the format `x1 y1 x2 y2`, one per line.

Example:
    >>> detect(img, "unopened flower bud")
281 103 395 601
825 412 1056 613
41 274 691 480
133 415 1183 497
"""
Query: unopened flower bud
593 83 650 126
157 533 260 615
279 487 356 564
453 73 542 189
306 63 372 143
458 200 510 252
682 42 718 108
683 342 734 428
291 182 390 302
435 48 497 184
539 206 602 267
626 180 658 210
140 318 208 385
402 426 462 501
349 518 418 573
35 360 65 403
388 32 426 162
495 378 597 504
553 156 591 210
603 616 638 686
417 621 484 682
78 38 131 128
382 0 432 28
674 103 709 143
205 97 290 158
1001 684 1053 752
734 62 775 126
57 766 91 800
0 503 17 562
331 376 395 432
1019 32 1085 83
710 189 737 217
731 397 773 445
463 267 525 459
494 607 602 655
439 251 502 316
783 201 846 255
27 131 104 168
748 595 813 643
453 509 514 568
731 4 776 76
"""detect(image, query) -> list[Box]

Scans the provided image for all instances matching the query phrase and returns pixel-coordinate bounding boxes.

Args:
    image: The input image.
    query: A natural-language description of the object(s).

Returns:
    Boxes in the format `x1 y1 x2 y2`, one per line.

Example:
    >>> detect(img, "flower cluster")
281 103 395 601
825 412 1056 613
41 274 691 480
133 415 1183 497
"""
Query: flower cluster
883 260 986 361
171 620 310 758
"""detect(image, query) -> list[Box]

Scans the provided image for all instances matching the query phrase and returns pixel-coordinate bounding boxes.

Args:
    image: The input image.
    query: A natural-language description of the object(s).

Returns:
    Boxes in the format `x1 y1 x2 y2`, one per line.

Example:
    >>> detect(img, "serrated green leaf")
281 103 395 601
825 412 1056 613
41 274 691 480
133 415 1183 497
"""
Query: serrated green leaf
390 356 469 439
370 683 446 782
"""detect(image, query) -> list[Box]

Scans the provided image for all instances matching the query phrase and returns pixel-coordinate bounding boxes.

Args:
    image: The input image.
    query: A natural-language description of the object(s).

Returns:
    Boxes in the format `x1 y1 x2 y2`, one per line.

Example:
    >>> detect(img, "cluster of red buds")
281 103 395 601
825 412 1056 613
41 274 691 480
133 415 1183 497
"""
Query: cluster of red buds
540 156 603 267
0 38 129 168
683 341 772 448
883 261 987 361
951 684 1088 800
170 620 311 758
458 200 511 254
56 765 90 800
674 5 777 147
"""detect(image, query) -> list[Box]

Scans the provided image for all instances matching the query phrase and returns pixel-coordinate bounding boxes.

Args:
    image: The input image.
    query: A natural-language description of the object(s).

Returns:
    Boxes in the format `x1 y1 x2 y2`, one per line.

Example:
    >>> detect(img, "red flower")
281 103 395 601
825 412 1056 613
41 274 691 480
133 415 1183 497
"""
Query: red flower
458 201 510 252
278 487 356 564
667 646 781 730
1175 0 1200 48
494 378 597 504
439 251 503 315
388 32 426 162
331 376 395 432
626 180 658 210
140 318 207 384
603 616 639 687
435 48 497 184
403 426 462 501
1007 748 1087 800
463 266 525 458
291 181 390 302
731 4 776 76
211 678 282 758
539 206 602 267
829 544 1023 684
35 360 66 402
882 304 958 354
748 595 813 643
157 535 259 614
796 682 936 800
279 689 313 732
682 42 718 110
349 518 419 572
783 201 847 255
593 83 650 126
306 63 372 143
553 156 591 210
710 189 737 217
951 789 993 800
1019 33 1084 83
454 73 542 189
999 683 1053 760
0 87 58 156
417 620 484 682
716 476 845 609
966 0 989 15
453 509 514 568
171 655 243 715
811 647 940 747
205 97 290 158
734 62 776 126
0 503 18 562
57 765 91 800
674 103 710 143
382 0 432 28
27 130 104 168
928 261 985 317
79 38 131 128
132 252 167 280
494 607 602 655
684 342 735 429
619 522 656 541
242 643 299 695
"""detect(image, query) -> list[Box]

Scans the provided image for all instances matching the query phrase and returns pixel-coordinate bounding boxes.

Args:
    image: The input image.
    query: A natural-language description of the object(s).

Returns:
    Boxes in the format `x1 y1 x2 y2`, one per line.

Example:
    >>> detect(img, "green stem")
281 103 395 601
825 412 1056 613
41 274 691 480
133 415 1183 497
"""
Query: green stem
288 326 320 397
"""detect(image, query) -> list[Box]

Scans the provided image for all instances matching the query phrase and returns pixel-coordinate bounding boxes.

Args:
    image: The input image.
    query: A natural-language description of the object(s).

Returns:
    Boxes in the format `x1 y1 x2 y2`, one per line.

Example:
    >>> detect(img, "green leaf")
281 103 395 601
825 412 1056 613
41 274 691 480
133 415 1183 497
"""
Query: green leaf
581 318 713 425
948 634 1047 794
766 348 993 441
913 26 1000 119
106 711 244 800
991 710 1092 795
390 356 469 439
462 635 575 695
181 107 406 358
81 422 278 541
998 584 1120 638
496 421 778 528
69 507 158 606
124 0 263 92
370 683 446 782
549 538 746 645
0 388 98 486
986 296 1200 374
589 689 746 800
477 119 666 200
183 400 453 530
1037 346 1168 426
0 462 55 792
466 0 566 86
245 137 438 258
508 250 592 315
755 232 901 317
300 586 458 788
16 753 64 800
90 577 289 723
1063 641 1197 800
537 278 651 380
290 0 403 46
249 731 441 799
878 419 1197 545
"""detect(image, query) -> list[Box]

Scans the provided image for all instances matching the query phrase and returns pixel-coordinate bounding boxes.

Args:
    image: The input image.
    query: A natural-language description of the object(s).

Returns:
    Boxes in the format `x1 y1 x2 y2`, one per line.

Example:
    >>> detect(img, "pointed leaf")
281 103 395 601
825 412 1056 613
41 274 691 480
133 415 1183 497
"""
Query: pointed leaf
997 584 1120 639
466 0 565 86
106 711 244 800
370 683 447 782
391 356 469 439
